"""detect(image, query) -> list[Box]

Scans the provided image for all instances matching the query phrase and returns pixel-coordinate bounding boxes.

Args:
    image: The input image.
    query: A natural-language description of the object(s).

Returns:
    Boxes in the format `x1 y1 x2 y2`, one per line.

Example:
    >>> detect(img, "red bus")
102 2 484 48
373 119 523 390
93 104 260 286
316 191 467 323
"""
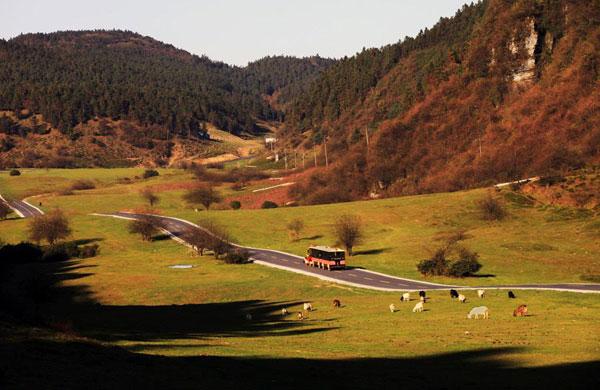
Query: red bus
304 246 346 270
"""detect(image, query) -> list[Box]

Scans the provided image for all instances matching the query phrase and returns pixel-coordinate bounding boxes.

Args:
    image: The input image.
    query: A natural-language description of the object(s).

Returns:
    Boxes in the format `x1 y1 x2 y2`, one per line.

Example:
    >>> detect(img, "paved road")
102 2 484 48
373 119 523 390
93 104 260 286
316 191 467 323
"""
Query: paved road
0 195 44 218
98 211 600 294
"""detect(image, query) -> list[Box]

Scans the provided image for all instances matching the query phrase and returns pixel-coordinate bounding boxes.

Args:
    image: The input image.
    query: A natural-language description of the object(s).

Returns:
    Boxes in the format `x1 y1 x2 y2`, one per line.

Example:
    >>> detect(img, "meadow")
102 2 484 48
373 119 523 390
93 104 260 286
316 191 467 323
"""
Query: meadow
1 167 599 383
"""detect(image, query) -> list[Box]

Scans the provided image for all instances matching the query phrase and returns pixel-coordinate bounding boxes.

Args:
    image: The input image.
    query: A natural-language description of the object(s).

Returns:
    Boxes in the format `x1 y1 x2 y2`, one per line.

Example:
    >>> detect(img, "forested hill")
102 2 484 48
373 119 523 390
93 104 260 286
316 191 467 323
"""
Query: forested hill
282 0 600 204
0 30 333 138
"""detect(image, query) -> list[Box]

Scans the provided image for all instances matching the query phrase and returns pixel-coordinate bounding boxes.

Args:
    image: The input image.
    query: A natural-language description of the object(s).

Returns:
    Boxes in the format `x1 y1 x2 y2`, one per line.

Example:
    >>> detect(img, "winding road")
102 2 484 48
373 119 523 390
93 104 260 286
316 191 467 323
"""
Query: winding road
96 211 600 294
0 195 44 218
2 193 598 294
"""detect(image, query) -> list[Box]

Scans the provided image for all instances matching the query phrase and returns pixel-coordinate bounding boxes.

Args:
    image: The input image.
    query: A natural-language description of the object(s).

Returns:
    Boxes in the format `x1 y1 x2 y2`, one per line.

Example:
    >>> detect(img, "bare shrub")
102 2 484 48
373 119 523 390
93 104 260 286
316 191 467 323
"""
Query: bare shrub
70 180 96 190
128 215 160 241
477 194 507 221
333 214 363 256
287 218 305 241
140 187 160 207
183 185 222 211
28 209 71 245
0 202 11 220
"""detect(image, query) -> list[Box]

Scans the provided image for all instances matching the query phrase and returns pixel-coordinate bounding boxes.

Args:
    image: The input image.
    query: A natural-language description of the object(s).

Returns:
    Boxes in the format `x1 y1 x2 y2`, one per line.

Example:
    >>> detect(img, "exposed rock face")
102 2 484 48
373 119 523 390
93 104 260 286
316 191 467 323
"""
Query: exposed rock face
512 18 538 84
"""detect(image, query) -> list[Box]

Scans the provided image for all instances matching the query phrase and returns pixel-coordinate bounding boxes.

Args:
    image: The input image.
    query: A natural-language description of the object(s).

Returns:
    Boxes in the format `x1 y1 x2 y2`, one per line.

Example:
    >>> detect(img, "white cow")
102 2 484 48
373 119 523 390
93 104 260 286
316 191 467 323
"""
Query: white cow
401 293 410 302
389 303 396 313
477 289 485 299
303 302 313 311
412 301 424 313
458 294 467 303
467 306 489 319
281 308 289 316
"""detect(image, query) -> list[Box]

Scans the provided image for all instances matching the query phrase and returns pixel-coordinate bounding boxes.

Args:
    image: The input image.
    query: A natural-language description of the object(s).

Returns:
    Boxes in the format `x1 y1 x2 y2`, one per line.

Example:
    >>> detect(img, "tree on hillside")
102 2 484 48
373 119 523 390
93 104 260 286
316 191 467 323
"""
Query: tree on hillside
28 209 72 245
0 202 12 220
183 185 222 211
287 218 305 241
183 226 211 256
128 215 160 241
332 214 364 256
197 220 232 259
140 187 160 207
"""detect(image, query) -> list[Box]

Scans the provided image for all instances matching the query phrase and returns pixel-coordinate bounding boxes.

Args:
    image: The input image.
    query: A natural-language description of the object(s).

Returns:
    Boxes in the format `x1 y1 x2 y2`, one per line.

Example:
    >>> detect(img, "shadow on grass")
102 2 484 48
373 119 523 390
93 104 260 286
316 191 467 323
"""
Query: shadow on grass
468 273 496 278
353 247 391 256
71 238 104 246
2 339 599 389
299 235 324 241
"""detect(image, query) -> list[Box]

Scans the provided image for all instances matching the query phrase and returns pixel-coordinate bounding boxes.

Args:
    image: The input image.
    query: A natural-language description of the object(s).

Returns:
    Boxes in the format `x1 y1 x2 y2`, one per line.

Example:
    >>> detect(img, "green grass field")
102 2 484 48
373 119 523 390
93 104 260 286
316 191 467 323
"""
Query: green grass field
1 168 599 385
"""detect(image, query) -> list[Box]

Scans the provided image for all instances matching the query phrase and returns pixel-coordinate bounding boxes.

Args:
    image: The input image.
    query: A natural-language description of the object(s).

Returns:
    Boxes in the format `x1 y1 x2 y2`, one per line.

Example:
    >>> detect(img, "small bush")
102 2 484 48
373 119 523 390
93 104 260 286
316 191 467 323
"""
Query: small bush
223 249 251 264
417 249 449 276
230 200 241 210
42 242 80 262
448 248 482 277
261 200 278 209
143 169 159 179
79 244 100 258
538 175 566 186
71 179 95 190
9 169 21 176
477 195 507 221
206 163 224 170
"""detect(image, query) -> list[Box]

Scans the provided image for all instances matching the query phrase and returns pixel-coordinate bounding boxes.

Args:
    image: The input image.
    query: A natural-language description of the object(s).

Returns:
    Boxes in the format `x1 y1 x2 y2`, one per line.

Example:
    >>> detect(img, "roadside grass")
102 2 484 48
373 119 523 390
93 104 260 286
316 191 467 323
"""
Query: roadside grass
2 168 599 286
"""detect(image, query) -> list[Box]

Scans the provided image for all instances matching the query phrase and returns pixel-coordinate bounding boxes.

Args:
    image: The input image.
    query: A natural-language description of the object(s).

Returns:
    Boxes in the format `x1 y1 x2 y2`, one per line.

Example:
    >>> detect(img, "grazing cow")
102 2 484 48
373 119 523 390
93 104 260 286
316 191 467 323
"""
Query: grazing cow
401 292 410 302
419 291 426 299
477 289 485 299
467 306 489 319
458 294 467 303
412 301 424 313
389 303 396 313
332 299 341 308
303 302 313 311
297 312 305 320
513 304 528 317
508 291 516 299
245 313 252 320
450 289 459 299
281 308 289 316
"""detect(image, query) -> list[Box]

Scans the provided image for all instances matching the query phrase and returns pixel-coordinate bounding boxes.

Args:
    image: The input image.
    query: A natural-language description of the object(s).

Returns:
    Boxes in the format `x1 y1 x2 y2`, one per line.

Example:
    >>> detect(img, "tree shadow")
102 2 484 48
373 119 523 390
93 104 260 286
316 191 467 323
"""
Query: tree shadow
299 235 323 241
71 238 104 246
3 340 599 389
151 233 172 242
353 247 391 256
468 273 496 278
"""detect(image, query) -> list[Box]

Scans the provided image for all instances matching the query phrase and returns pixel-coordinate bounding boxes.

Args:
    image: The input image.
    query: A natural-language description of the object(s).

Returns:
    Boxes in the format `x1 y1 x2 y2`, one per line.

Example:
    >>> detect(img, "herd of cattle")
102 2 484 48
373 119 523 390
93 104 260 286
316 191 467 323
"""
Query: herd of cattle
256 289 529 322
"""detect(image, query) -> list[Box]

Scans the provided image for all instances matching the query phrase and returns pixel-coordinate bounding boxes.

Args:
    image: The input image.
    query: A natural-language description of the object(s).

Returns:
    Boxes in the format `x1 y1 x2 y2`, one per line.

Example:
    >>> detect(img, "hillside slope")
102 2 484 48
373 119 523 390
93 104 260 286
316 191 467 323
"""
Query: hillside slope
0 31 333 168
282 0 600 203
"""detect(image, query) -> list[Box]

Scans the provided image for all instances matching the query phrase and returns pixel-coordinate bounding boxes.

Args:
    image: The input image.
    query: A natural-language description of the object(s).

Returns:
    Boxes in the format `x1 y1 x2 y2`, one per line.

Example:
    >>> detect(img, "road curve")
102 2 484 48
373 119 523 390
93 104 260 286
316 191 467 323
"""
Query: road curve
95 211 600 294
0 195 44 218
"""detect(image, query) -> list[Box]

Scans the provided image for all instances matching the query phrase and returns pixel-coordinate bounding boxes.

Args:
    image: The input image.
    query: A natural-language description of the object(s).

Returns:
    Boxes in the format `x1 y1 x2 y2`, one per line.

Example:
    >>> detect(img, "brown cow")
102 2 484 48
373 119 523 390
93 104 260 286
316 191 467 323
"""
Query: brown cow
333 299 341 308
513 304 528 317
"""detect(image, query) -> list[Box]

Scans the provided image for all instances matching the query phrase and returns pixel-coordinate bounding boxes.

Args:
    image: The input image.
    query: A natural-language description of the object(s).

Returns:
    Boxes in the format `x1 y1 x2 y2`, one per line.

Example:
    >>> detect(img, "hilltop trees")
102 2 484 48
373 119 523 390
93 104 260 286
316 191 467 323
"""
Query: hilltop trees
28 209 72 245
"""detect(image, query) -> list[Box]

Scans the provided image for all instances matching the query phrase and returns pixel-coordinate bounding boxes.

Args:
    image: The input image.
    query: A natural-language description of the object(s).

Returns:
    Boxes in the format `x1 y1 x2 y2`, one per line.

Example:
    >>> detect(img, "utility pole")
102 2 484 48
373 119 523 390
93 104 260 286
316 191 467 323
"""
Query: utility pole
324 139 329 167
365 127 370 148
